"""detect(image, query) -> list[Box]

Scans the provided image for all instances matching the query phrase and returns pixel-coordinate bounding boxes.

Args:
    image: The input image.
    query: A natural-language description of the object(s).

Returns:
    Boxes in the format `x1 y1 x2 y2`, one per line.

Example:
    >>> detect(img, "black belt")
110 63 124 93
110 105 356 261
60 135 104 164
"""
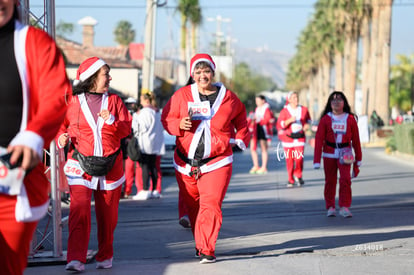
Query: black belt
326 141 350 149
176 149 216 167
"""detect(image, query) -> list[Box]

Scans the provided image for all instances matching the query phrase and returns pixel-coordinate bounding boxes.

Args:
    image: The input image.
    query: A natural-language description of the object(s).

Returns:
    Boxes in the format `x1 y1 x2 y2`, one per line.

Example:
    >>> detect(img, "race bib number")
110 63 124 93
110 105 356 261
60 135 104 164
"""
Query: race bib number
188 101 211 120
0 162 25 195
332 121 346 133
291 122 303 133
64 159 85 178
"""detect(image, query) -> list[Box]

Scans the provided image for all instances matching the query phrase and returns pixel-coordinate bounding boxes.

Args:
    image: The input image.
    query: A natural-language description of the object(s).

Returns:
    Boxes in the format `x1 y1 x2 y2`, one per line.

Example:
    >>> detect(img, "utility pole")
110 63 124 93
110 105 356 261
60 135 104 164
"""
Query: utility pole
207 15 231 56
18 0 30 25
141 0 158 95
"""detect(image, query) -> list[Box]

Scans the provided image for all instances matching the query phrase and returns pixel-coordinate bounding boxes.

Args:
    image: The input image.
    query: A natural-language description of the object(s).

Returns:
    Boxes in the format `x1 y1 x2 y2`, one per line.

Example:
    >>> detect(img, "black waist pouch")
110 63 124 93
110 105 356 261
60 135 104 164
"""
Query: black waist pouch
73 148 120 176
287 131 305 139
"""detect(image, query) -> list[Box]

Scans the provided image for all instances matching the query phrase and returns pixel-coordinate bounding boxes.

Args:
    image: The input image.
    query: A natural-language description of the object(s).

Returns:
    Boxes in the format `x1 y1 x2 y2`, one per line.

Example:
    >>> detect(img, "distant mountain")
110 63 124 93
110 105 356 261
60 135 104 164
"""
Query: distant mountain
233 47 292 89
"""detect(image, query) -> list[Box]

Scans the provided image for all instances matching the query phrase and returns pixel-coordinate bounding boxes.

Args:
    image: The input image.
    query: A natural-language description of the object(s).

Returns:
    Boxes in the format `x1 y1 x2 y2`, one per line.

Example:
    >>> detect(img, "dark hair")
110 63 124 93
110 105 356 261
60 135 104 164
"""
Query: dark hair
319 91 357 120
186 61 215 86
72 65 108 95
13 5 19 20
256 95 267 101
185 76 195 86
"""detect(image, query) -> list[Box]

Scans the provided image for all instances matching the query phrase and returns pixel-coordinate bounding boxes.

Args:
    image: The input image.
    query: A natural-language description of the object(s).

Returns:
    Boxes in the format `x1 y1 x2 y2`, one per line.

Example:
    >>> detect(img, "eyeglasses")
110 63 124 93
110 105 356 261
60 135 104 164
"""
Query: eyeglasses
331 98 344 103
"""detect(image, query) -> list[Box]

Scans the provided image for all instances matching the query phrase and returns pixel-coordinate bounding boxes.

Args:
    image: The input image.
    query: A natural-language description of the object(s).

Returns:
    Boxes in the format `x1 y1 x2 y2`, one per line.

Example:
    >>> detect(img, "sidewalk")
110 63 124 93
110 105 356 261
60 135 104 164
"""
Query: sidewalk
25 144 414 275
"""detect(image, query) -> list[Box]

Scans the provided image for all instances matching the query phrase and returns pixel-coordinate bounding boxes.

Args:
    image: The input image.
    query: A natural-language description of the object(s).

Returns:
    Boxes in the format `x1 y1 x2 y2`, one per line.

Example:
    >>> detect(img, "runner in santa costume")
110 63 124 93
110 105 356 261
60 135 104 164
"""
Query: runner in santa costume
161 53 250 264
313 91 362 218
276 91 311 187
57 57 131 271
0 2 71 274
248 95 274 174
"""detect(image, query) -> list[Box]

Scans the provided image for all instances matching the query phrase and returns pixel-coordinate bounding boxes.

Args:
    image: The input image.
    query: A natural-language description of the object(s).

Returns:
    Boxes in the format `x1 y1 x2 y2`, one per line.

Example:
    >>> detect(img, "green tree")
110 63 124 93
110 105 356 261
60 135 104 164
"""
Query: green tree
188 0 202 56
224 62 277 111
389 54 414 112
56 20 74 38
114 20 135 46
176 0 201 84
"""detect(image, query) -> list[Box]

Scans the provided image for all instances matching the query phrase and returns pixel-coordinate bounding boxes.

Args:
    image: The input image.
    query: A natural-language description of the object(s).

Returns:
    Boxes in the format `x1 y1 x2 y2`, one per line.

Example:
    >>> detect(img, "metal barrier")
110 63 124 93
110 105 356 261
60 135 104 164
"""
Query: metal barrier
28 142 68 265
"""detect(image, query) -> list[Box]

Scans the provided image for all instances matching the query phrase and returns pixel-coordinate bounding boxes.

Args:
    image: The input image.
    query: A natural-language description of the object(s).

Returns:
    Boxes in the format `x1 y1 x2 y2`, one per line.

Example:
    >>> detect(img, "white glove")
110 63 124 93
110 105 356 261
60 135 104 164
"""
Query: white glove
313 163 321 169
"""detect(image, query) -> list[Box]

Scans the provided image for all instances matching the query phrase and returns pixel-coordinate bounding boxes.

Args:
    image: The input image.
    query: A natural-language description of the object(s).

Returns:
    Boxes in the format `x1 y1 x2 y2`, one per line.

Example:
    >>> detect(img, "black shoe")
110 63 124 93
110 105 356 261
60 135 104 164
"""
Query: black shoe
179 215 191 228
195 249 200 258
199 253 216 264
294 176 305 186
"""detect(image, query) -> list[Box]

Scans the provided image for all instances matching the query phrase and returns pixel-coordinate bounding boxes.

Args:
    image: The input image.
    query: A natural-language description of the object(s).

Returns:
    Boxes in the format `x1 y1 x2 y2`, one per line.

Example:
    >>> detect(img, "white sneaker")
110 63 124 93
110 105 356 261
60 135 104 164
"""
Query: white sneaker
151 190 162 199
339 207 353 218
132 190 151 201
326 207 336 217
65 260 85 272
96 257 113 269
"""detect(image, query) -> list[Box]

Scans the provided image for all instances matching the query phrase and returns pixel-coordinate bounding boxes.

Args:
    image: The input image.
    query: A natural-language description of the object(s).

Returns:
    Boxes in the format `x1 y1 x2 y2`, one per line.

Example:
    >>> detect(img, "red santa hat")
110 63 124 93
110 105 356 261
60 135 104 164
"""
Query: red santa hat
190 53 216 77
73 57 106 86
284 91 296 106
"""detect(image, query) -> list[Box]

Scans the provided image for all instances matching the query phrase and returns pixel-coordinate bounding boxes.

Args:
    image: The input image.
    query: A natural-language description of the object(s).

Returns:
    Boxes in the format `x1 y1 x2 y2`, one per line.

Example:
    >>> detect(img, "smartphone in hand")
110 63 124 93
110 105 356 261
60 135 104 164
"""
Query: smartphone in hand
0 153 23 169
188 108 193 120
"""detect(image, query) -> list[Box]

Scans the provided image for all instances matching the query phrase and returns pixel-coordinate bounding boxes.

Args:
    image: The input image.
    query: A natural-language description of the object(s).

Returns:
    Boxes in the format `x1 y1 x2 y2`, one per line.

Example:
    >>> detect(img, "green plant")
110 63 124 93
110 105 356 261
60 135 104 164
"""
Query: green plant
385 135 397 152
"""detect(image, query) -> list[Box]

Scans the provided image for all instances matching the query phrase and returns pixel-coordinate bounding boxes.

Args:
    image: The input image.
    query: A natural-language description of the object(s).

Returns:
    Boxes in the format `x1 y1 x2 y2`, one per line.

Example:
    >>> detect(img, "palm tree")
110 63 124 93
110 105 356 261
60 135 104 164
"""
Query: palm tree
360 0 372 115
114 20 135 47
342 0 365 111
329 0 346 91
375 0 393 123
188 2 202 57
176 0 201 85
368 0 380 116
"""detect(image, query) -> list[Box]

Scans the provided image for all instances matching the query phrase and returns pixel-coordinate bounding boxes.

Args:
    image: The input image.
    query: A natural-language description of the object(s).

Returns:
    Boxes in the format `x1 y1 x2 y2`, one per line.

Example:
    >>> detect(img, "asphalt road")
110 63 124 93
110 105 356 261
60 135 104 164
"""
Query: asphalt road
25 140 414 275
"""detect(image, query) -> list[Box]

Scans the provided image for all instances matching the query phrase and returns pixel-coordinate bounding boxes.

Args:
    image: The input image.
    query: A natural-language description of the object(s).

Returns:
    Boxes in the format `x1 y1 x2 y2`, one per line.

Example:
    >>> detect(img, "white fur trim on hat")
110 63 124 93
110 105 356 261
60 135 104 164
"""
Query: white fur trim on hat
287 91 295 100
191 58 216 76
79 59 106 82
74 58 106 86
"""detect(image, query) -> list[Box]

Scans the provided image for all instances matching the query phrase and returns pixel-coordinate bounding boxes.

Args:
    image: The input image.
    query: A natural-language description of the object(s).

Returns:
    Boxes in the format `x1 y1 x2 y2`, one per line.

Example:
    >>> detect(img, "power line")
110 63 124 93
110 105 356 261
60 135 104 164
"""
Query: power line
31 3 414 10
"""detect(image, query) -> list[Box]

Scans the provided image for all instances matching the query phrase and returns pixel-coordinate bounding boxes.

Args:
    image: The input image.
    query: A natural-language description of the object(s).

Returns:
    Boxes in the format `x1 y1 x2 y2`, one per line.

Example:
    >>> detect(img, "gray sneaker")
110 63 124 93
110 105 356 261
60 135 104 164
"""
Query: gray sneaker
326 207 336 217
339 207 352 218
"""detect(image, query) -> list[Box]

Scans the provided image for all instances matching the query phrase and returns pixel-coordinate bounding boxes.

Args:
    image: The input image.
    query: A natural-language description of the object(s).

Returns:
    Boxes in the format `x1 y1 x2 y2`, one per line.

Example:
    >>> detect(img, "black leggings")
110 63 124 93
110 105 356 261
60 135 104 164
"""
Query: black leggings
139 154 158 191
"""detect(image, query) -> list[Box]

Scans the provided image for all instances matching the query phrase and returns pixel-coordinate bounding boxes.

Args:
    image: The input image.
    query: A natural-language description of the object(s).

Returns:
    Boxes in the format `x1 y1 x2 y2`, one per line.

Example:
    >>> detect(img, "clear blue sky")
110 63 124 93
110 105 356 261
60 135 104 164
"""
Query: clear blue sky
30 0 414 62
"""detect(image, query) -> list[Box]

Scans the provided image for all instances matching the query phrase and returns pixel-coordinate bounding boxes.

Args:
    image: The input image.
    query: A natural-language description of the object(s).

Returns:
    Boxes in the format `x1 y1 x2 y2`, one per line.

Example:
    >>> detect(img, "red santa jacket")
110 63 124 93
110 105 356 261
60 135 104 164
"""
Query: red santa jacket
247 103 274 141
9 21 71 222
57 93 132 190
276 105 311 147
313 112 362 166
161 83 250 176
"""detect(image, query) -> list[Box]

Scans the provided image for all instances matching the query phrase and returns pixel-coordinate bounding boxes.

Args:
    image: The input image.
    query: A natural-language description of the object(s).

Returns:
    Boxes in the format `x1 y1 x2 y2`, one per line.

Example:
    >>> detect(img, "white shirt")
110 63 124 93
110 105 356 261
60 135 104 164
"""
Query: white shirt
132 107 165 155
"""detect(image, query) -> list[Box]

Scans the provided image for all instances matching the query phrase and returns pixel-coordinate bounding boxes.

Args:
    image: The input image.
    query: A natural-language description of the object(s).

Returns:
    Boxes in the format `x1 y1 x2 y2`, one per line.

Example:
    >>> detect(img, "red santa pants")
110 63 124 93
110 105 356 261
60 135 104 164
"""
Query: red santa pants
323 157 352 209
283 146 304 183
67 184 122 263
124 156 162 195
175 164 232 257
178 188 189 219
0 194 37 275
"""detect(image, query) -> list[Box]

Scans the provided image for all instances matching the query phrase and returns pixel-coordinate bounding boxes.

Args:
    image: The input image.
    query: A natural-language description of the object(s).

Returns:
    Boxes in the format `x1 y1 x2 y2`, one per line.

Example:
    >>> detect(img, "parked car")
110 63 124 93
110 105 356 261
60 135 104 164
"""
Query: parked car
160 130 176 173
